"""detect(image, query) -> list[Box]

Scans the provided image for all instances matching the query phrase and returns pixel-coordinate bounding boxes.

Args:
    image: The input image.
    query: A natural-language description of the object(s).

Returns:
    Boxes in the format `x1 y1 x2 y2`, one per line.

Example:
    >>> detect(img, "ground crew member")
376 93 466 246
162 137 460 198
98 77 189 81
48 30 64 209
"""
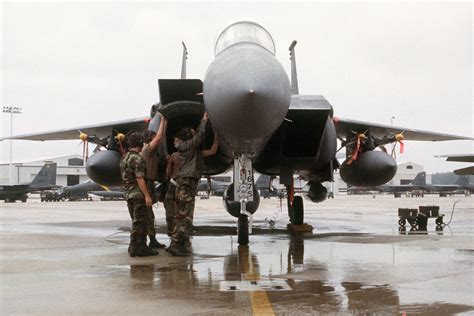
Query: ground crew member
164 149 183 236
120 133 158 257
167 113 219 256
141 116 167 250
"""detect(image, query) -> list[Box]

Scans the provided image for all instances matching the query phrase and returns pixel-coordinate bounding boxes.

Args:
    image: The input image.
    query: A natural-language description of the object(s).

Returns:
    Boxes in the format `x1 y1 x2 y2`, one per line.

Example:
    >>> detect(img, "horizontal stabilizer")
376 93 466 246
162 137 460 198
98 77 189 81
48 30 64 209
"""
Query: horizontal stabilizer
454 166 474 175
435 154 474 163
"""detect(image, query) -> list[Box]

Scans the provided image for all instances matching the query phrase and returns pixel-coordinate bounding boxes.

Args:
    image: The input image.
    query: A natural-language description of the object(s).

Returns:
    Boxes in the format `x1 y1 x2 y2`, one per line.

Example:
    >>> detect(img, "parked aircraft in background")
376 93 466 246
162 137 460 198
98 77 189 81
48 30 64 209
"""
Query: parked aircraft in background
197 177 230 197
435 154 474 175
348 171 472 197
62 180 122 201
3 21 472 244
0 163 57 202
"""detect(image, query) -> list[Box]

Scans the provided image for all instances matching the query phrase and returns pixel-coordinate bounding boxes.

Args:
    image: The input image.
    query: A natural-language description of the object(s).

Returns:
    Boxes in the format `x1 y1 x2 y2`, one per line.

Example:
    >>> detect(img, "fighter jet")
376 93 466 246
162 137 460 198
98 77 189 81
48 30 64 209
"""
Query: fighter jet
197 177 230 197
62 180 122 201
2 21 472 244
348 171 473 196
0 163 57 202
409 171 473 196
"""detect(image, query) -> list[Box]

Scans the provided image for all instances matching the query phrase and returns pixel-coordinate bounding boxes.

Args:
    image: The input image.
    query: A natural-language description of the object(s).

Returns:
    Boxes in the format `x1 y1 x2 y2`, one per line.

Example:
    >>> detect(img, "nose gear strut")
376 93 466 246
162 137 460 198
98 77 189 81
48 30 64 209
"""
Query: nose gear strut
234 155 254 245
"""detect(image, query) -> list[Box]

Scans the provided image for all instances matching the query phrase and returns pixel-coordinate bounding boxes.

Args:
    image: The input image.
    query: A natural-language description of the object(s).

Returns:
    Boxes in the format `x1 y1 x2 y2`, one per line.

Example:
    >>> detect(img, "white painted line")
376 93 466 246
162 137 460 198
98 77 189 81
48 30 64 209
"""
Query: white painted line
219 280 292 292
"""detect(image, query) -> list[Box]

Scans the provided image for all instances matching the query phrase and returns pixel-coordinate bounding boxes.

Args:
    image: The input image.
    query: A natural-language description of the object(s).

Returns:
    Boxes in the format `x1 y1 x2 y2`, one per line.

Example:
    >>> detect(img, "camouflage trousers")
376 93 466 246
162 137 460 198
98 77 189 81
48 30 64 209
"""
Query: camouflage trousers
171 177 198 244
163 181 177 236
126 198 149 246
146 180 157 236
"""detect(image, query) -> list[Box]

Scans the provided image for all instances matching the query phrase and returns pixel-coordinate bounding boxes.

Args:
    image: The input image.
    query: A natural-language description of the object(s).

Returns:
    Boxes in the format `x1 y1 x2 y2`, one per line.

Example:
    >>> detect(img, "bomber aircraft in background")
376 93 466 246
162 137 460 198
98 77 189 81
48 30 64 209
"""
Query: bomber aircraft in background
2 21 472 245
0 163 57 202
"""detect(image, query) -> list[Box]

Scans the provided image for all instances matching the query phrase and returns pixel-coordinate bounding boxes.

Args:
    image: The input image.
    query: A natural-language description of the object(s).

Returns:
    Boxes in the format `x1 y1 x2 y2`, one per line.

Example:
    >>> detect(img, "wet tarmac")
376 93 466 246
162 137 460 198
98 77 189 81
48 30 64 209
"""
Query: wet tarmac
1 195 473 315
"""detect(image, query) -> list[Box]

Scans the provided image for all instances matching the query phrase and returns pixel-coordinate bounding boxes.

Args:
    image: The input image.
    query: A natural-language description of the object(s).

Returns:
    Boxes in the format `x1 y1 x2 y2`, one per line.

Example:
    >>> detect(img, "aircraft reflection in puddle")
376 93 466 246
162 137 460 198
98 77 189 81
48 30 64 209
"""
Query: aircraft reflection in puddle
126 237 472 314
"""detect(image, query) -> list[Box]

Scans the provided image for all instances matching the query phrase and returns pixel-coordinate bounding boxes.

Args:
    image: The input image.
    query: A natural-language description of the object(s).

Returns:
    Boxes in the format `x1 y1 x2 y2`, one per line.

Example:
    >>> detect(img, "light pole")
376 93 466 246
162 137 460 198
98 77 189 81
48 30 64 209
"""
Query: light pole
3 106 22 184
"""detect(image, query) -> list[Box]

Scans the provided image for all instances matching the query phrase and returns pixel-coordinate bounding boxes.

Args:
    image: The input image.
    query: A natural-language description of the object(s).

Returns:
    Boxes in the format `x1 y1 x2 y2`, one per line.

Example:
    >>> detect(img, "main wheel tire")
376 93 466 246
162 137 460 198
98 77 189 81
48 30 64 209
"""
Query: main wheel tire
292 196 304 225
238 215 249 245
435 217 443 226
398 218 406 226
407 218 417 228
417 216 428 229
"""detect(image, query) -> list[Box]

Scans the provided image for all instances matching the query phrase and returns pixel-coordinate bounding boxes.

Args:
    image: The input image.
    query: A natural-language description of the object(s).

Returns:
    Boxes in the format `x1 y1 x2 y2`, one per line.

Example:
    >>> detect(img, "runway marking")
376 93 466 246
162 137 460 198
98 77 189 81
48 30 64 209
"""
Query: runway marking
220 280 291 291
241 247 277 316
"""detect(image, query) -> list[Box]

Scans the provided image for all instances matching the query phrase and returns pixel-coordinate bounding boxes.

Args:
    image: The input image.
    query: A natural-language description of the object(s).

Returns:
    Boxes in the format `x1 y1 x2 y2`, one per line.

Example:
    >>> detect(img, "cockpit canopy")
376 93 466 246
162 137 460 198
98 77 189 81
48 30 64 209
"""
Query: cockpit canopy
214 21 276 56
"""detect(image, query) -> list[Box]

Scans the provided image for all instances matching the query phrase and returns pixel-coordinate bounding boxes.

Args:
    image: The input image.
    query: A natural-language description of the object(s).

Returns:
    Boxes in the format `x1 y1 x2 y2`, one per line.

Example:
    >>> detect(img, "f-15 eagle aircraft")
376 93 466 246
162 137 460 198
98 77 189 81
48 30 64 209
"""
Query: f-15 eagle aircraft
3 21 471 245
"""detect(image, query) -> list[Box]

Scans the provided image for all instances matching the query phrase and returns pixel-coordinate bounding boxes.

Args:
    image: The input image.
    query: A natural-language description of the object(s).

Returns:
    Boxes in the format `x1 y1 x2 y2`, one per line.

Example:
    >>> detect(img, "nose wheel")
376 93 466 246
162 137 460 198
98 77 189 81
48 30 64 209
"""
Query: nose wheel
234 155 254 245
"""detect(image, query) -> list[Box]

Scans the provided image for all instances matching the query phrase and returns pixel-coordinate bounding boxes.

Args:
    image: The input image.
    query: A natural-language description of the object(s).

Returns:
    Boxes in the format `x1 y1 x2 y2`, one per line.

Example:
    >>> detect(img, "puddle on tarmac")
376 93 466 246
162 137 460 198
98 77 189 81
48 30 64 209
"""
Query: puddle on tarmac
95 235 474 314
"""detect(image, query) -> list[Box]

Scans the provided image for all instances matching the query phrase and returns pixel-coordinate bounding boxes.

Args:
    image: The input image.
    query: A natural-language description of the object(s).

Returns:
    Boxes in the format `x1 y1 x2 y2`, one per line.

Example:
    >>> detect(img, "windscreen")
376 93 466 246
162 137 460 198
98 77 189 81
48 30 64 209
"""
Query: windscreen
214 21 276 56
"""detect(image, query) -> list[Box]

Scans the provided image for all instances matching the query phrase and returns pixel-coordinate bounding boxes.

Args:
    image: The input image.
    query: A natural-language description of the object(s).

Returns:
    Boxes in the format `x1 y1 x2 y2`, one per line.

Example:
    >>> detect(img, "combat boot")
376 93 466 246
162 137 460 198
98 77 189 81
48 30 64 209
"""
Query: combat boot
166 241 188 257
148 235 166 250
130 242 159 257
184 238 192 253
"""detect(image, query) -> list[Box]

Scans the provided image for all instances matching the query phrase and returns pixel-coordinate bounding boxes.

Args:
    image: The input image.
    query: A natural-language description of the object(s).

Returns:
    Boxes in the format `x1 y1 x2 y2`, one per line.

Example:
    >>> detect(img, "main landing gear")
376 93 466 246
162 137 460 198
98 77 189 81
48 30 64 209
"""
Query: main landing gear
286 182 312 233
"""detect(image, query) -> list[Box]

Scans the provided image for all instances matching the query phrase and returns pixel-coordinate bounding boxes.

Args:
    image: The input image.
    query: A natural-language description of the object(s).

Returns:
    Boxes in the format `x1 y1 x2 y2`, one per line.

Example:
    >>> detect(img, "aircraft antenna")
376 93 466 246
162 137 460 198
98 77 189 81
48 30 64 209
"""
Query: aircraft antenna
289 40 299 95
181 42 188 79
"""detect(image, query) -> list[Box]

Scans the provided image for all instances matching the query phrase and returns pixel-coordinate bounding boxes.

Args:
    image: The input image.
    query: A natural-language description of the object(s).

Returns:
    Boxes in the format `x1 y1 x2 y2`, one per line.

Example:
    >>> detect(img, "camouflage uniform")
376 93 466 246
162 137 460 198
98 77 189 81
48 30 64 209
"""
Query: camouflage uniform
146 180 157 236
141 145 159 237
171 119 206 245
120 151 149 250
164 181 176 236
172 177 198 243
164 152 182 236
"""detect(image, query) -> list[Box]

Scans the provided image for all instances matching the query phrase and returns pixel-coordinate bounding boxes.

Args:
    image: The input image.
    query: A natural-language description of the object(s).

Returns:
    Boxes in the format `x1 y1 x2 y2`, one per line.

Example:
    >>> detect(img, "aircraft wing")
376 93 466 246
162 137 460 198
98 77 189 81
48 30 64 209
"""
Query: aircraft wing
435 154 474 163
0 117 149 141
335 117 473 141
435 154 474 175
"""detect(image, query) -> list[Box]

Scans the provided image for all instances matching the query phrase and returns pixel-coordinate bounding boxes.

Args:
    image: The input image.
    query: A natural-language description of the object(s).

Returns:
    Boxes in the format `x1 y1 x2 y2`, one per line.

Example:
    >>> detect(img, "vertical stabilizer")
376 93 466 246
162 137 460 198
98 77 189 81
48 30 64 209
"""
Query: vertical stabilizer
289 40 299 95
30 163 57 187
181 42 188 79
411 172 426 186
455 175 469 186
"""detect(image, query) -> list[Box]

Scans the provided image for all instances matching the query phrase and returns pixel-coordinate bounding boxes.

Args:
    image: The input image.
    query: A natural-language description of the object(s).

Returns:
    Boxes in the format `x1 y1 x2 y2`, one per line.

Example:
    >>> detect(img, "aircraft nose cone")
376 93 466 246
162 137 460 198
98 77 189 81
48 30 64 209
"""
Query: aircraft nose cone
204 44 291 154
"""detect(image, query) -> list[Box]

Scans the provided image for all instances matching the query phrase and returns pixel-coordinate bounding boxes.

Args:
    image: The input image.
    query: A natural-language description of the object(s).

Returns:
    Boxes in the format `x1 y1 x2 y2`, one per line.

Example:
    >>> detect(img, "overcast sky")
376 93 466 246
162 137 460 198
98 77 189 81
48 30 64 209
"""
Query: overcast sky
1 1 472 174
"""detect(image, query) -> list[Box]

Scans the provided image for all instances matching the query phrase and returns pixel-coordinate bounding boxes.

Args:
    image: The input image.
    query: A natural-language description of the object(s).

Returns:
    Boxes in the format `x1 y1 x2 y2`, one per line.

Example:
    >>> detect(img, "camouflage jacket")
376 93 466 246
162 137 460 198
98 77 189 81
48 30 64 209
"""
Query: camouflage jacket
177 119 206 179
120 151 146 200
